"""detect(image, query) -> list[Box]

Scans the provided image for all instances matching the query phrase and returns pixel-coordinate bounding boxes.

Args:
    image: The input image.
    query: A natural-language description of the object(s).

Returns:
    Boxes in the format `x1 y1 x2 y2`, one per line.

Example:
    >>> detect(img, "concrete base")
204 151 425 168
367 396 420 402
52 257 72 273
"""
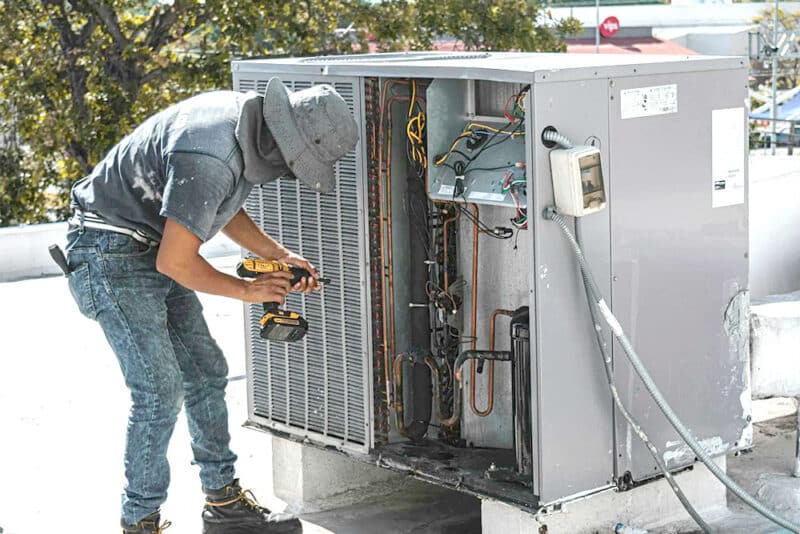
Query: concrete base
481 457 728 534
272 437 403 512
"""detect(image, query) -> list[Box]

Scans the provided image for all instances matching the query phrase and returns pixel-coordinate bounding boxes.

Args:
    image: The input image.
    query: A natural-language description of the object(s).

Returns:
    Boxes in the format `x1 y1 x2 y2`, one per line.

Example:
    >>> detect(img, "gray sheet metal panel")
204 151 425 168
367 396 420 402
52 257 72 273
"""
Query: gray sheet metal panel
531 79 615 502
234 71 374 454
459 206 531 449
608 68 750 481
233 53 743 85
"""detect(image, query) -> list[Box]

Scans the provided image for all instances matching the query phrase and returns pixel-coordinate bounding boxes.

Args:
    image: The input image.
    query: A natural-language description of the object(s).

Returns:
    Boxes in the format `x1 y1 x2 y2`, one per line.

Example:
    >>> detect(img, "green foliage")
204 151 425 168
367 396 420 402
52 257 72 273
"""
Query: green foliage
0 0 580 226
415 0 582 52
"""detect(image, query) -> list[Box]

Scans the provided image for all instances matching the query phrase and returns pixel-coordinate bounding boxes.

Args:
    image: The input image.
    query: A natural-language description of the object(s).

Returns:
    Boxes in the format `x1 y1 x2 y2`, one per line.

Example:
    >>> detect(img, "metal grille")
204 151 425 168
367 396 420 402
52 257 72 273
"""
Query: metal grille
236 75 371 451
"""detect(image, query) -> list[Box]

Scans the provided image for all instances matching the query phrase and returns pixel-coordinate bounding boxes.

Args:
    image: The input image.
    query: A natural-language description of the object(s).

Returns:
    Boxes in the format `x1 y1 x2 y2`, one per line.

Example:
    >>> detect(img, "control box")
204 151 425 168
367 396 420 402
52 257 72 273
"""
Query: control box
550 146 606 216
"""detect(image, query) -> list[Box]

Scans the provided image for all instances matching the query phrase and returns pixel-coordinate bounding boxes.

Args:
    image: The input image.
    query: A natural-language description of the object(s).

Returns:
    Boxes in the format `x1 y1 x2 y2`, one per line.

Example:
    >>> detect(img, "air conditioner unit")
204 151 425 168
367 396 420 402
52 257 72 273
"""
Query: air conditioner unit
232 52 751 506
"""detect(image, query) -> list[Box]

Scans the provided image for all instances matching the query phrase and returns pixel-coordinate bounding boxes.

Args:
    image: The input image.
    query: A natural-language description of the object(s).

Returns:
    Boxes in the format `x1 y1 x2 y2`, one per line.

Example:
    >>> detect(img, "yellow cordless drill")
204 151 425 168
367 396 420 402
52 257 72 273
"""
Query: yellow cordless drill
236 258 329 342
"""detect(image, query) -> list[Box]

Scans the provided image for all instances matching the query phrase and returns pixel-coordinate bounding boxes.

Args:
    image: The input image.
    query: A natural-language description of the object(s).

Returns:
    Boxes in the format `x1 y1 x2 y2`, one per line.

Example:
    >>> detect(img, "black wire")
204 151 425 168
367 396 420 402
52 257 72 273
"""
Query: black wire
453 200 513 240
440 163 516 174
465 164 518 173
464 118 523 172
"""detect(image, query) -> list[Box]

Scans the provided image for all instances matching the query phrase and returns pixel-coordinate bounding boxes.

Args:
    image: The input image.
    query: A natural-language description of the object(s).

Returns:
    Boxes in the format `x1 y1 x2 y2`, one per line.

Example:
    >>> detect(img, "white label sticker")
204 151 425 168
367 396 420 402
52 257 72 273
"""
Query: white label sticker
620 84 678 119
437 184 455 196
468 191 507 202
712 107 745 208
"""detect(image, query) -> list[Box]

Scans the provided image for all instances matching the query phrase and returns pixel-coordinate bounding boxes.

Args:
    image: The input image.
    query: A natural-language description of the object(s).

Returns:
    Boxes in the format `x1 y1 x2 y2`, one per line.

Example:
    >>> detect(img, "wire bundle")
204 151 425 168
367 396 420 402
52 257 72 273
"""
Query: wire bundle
434 121 524 170
406 80 427 171
501 170 527 229
503 89 527 123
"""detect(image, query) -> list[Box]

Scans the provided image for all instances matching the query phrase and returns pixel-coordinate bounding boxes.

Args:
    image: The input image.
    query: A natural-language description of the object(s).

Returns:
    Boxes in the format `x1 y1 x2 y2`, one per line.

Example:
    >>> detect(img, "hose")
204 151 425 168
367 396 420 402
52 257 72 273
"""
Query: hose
542 129 574 149
574 220 712 533
545 206 800 533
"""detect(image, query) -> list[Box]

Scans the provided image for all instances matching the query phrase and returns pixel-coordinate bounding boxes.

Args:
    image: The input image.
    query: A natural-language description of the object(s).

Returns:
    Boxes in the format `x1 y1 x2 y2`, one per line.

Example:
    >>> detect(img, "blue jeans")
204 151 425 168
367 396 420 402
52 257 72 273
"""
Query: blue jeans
65 227 237 525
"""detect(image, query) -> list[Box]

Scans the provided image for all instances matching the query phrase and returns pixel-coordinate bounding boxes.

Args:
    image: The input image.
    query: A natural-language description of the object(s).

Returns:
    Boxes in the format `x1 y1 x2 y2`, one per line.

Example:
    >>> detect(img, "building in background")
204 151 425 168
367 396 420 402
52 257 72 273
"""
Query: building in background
552 1 800 56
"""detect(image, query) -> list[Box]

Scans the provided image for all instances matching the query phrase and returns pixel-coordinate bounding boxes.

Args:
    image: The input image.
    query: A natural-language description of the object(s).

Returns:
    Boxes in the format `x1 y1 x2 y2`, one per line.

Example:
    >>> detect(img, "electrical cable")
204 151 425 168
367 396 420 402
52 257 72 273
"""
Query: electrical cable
574 219 712 534
453 200 513 239
545 206 800 534
463 119 524 173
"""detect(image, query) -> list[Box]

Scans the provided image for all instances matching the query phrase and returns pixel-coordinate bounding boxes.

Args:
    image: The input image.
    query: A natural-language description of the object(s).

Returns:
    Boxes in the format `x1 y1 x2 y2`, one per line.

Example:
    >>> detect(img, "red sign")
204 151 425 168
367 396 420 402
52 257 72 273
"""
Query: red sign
600 16 620 38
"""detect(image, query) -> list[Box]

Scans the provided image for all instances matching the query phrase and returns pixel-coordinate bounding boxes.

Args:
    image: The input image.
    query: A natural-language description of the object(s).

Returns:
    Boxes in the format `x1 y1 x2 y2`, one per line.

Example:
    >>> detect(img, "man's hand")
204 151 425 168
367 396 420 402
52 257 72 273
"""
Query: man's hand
242 271 294 304
277 250 320 295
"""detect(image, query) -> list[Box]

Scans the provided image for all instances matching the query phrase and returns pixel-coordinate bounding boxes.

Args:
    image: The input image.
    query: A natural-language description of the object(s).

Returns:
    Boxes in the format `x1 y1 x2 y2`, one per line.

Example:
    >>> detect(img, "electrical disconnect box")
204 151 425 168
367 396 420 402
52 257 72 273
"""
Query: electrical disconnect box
550 145 606 216
232 52 751 509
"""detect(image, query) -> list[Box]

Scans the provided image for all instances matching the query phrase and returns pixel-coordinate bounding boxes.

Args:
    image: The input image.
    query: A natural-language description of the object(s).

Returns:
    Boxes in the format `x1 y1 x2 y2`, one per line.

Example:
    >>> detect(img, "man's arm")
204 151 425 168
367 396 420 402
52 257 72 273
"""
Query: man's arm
222 208 319 293
157 218 293 304
222 208 288 261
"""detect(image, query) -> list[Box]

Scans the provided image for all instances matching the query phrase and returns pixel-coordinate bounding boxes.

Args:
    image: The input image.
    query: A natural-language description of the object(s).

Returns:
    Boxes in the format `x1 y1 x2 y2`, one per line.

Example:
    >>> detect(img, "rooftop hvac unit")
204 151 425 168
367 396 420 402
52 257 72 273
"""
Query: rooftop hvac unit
233 52 751 507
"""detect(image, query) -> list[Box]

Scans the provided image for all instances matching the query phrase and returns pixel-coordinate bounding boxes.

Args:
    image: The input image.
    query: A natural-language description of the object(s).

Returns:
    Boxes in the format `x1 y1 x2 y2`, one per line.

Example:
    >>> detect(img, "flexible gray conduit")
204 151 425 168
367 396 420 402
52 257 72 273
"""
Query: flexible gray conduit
574 220 712 533
542 129 574 149
546 206 800 533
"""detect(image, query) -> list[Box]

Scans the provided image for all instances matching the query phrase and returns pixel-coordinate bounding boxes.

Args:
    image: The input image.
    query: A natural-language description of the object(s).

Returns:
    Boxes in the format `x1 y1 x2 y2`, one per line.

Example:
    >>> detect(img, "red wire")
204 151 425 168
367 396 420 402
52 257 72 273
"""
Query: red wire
503 93 517 122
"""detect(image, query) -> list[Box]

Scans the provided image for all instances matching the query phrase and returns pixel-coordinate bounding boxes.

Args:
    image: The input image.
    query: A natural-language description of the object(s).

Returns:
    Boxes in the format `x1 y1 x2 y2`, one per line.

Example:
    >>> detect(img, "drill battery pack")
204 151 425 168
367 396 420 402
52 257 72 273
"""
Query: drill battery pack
259 306 309 342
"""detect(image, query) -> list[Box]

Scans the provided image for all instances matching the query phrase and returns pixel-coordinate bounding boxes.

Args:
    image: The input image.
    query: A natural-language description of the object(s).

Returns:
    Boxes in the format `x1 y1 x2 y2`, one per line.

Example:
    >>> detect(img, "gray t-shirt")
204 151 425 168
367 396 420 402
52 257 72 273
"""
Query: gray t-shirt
71 91 285 242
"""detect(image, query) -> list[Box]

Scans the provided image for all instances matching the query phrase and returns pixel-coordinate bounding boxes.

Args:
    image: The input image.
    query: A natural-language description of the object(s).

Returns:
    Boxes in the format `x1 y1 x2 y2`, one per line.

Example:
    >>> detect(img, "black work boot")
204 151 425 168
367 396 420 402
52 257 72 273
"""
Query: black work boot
121 511 171 533
202 479 302 534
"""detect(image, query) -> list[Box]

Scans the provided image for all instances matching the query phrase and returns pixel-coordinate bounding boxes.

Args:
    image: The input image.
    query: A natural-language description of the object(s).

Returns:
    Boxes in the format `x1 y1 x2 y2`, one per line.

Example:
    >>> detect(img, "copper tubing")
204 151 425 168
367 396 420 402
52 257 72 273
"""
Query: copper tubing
441 205 480 428
378 82 424 406
377 79 430 411
385 95 406 368
470 309 515 417
377 85 391 407
393 353 440 437
467 204 487 417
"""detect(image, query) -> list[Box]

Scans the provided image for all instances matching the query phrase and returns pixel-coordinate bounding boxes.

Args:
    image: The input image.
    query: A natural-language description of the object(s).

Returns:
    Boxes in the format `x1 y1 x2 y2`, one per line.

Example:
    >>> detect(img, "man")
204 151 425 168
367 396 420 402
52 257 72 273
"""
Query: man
64 78 359 533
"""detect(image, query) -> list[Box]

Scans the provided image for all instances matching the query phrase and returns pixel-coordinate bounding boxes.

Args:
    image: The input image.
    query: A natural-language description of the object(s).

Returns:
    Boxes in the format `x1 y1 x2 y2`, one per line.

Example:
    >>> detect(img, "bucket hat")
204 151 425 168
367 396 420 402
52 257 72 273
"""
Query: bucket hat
262 77 359 193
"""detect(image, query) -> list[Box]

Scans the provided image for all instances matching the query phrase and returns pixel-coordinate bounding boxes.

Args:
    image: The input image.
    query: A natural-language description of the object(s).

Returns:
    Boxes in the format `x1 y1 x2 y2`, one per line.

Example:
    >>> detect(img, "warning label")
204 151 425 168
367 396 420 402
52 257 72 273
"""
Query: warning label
620 84 678 120
711 107 745 208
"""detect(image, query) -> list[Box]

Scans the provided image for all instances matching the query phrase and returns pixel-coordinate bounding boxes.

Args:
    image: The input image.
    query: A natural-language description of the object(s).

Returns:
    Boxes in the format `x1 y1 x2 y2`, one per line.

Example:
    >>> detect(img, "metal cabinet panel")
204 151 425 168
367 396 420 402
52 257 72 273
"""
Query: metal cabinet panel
532 78 616 502
607 69 751 481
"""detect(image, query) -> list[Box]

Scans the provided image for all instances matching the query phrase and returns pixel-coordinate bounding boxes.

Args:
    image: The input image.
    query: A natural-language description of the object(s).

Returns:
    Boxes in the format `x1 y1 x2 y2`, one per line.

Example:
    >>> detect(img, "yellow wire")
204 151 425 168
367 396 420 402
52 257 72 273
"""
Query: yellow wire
409 80 416 118
465 122 525 136
434 121 525 166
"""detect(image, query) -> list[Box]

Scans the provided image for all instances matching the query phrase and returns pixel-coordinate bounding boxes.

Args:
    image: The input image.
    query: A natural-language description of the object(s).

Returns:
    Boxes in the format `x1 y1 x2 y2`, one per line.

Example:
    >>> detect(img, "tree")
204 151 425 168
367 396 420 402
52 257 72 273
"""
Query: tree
0 0 579 226
414 0 582 52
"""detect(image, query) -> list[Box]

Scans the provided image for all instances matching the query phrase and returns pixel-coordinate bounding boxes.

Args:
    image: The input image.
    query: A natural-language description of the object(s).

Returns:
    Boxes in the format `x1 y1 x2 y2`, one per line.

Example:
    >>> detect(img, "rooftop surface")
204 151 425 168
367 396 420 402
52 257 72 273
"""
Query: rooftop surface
0 255 480 534
3 254 800 533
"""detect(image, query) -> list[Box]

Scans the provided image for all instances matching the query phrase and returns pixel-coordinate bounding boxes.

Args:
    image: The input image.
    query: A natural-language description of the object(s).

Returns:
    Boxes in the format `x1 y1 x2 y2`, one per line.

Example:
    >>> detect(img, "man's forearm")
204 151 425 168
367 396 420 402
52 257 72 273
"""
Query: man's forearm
222 209 287 259
158 251 247 300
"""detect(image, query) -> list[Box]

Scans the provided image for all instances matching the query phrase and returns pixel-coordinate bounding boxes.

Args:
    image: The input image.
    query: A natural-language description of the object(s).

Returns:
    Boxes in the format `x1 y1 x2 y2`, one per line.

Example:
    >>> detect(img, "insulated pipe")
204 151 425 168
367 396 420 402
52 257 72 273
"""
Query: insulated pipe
393 353 441 438
471 309 515 417
545 206 800 533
